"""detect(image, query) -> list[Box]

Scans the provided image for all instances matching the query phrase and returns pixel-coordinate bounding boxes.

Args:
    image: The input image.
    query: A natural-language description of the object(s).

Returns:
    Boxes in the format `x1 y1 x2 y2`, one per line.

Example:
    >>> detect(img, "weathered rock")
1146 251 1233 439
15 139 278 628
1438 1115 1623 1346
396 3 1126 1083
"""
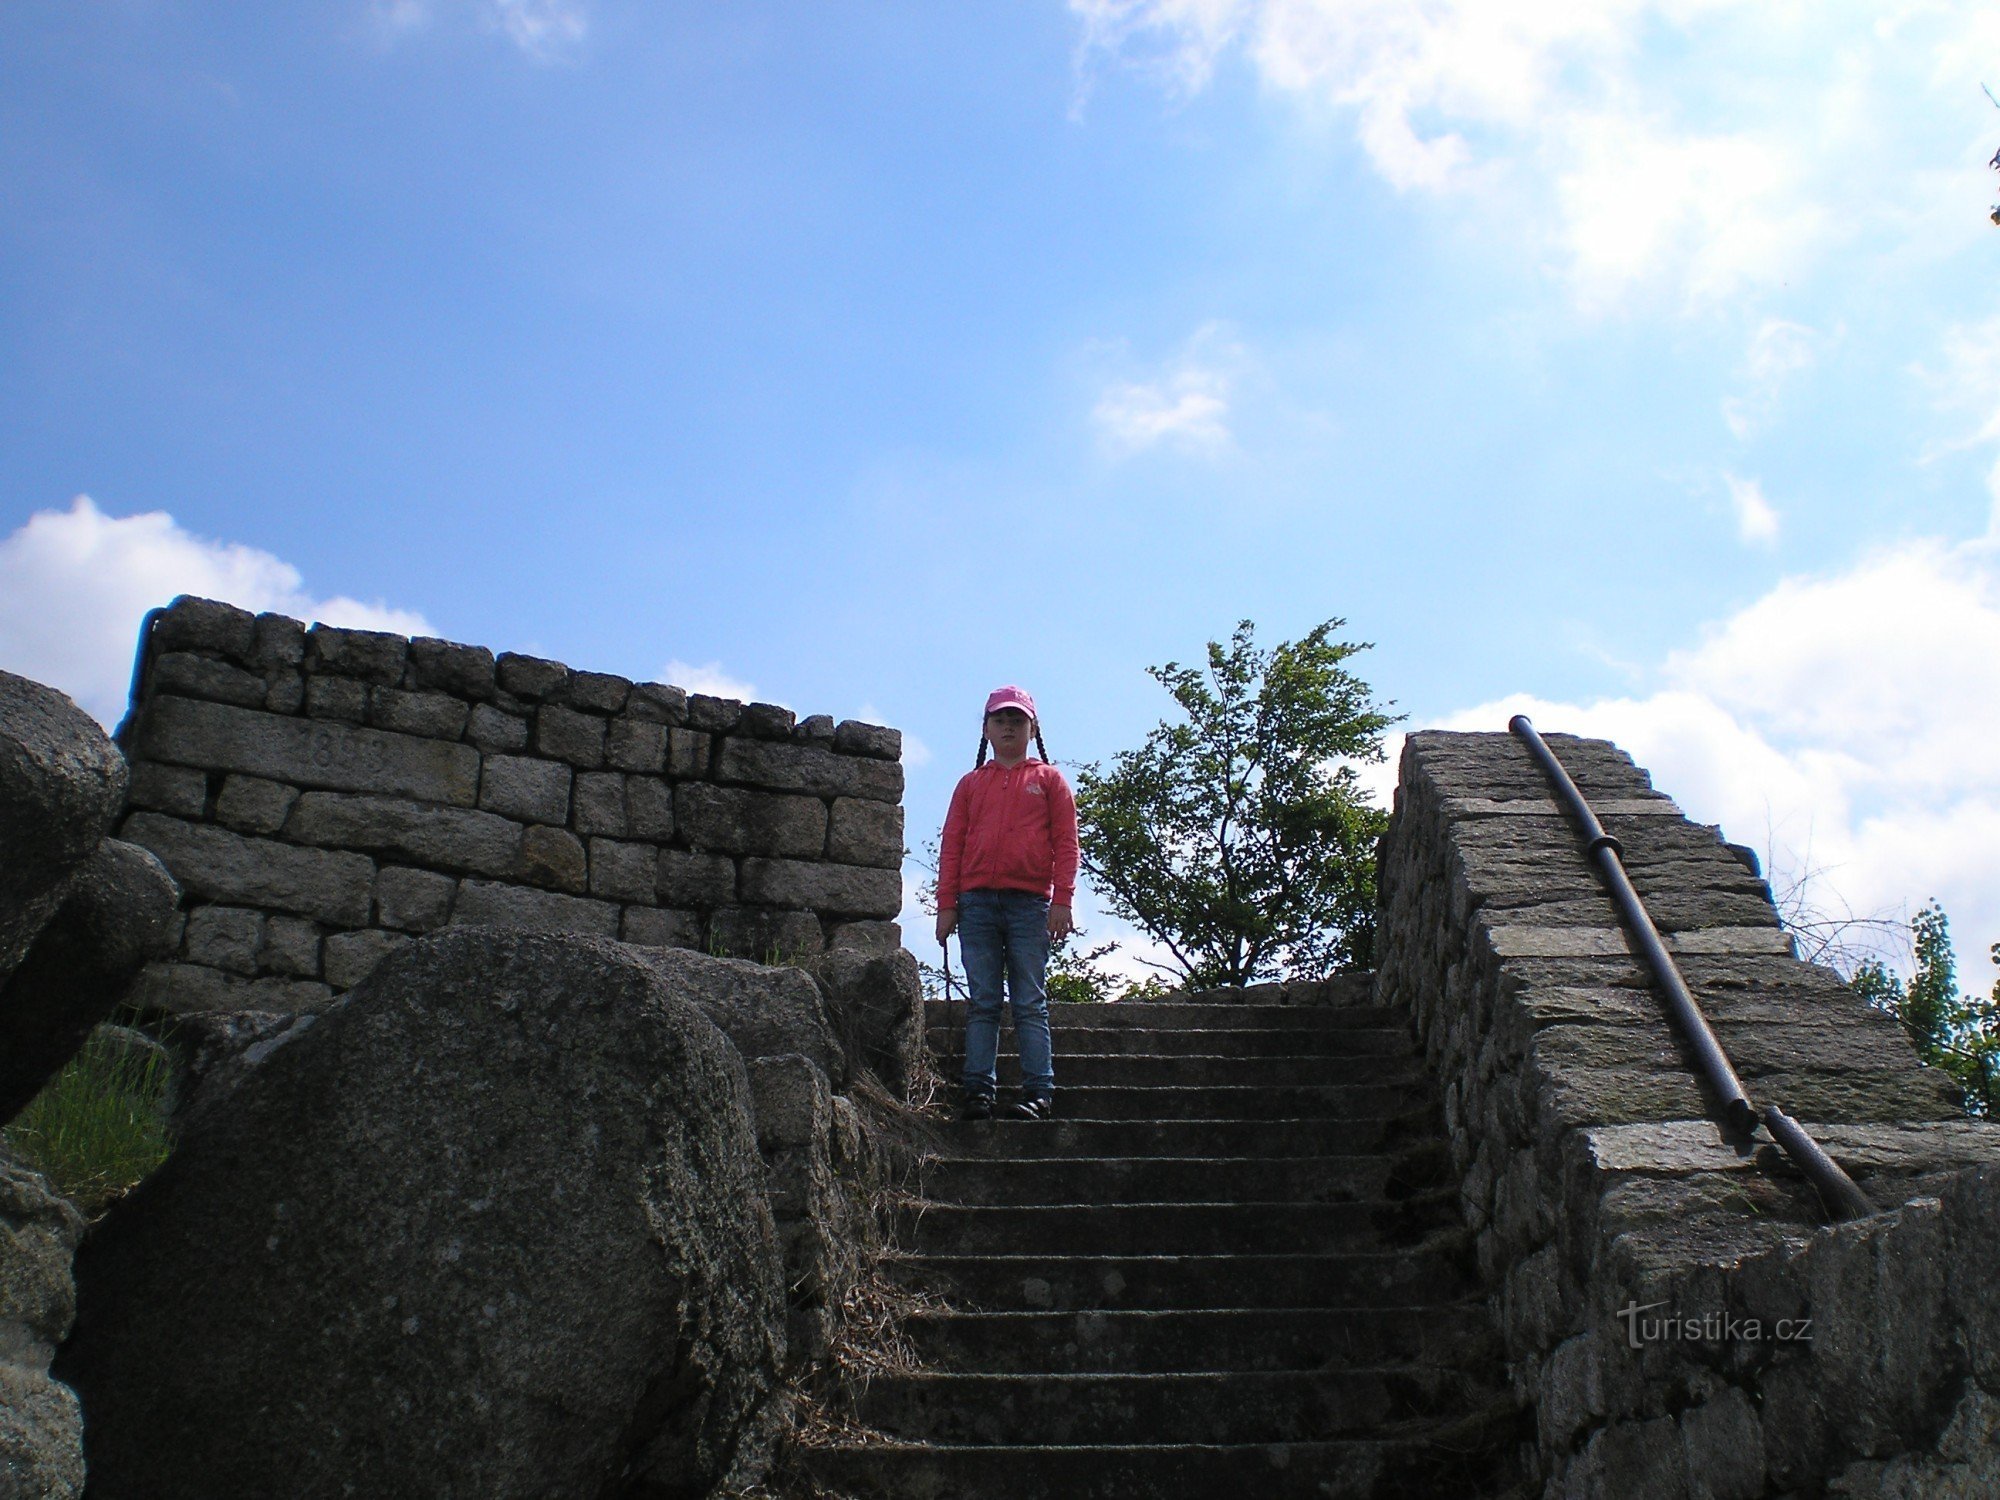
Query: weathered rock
806 947 924 1098
125 761 206 817
832 720 900 761
284 791 524 878
739 856 902 918
479 754 572 826
0 1160 86 1500
0 839 178 1123
408 637 496 700
121 812 374 926
631 944 846 1087
304 675 367 722
622 906 703 949
125 962 334 1017
715 738 902 803
0 671 128 990
466 703 529 752
827 797 904 868
741 702 796 740
626 682 688 726
606 717 669 773
150 595 255 661
589 839 658 903
827 919 903 955
306 624 407 684
212 774 297 835
452 878 618 938
709 908 826 963
564 670 632 714
59 931 788 1500
746 1053 855 1371
677 783 827 858
516 824 589 893
535 704 606 768
161 1008 316 1128
150 651 266 708
132 696 480 805
368 687 470 741
657 848 736 908
494 652 569 702
375 866 458 932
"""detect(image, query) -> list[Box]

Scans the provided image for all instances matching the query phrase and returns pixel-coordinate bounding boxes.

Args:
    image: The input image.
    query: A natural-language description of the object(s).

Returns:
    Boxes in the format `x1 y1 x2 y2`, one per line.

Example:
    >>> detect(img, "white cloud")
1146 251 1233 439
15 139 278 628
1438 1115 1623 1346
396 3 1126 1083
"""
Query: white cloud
1429 533 2000 983
1091 324 1243 454
0 496 434 727
1917 315 2000 519
1723 472 1781 545
658 658 762 704
1073 1 1988 311
368 0 586 61
1724 318 1829 438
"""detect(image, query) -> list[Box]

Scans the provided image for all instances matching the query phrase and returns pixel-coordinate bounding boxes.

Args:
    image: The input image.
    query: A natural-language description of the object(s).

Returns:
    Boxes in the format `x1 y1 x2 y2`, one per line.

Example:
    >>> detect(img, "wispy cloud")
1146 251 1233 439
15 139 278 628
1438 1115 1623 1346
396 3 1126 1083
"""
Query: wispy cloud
659 658 762 704
1091 323 1243 455
368 0 587 62
1073 1 1993 312
0 496 433 727
1723 318 1830 439
1917 315 2000 517
1723 472 1781 546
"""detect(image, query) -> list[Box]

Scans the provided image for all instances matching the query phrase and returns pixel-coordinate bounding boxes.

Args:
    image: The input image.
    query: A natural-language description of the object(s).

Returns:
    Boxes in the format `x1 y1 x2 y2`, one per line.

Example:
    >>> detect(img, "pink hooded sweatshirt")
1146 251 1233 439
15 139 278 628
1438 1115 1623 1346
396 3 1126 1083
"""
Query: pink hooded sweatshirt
936 758 1079 910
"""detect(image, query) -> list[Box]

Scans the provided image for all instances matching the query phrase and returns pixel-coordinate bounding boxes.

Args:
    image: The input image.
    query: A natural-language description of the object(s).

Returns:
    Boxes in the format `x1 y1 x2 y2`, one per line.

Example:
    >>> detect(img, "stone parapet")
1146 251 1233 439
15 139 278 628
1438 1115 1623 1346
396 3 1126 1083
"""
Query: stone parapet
114 598 904 1013
1375 729 2000 1498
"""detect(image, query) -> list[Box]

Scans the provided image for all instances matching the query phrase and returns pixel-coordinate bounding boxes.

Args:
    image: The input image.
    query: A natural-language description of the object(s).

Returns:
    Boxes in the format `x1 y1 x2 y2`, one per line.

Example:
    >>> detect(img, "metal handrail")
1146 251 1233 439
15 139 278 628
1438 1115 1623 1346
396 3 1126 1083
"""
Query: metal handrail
1508 715 1876 1223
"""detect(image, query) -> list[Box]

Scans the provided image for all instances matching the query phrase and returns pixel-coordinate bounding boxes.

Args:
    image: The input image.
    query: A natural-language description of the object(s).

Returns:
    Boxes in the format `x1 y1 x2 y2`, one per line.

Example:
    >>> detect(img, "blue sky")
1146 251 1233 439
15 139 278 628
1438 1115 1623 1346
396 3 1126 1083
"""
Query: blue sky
6 1 2000 983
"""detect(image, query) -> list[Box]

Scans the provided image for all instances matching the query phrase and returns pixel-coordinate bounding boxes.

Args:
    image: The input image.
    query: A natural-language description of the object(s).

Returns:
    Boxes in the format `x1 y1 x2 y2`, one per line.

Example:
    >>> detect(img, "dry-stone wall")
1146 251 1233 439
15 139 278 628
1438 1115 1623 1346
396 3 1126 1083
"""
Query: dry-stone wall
1377 730 2000 1498
114 596 905 1014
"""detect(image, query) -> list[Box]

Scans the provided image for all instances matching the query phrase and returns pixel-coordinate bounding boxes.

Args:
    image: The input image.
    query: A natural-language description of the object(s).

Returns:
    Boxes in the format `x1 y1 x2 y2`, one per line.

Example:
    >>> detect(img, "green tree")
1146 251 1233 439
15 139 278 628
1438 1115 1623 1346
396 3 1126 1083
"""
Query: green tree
1076 618 1397 988
1852 900 2000 1116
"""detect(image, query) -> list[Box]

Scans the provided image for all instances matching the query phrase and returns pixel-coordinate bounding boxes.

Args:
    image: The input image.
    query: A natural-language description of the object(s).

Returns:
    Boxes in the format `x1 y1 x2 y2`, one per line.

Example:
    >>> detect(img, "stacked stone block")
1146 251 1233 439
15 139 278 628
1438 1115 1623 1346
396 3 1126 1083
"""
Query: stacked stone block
116 596 904 1015
1374 730 2000 1498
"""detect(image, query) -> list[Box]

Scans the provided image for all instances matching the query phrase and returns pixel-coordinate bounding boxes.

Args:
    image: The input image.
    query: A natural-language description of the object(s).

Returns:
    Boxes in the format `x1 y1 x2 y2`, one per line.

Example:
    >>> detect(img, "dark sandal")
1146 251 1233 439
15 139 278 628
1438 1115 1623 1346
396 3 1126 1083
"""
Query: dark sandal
959 1093 995 1121
1004 1096 1054 1121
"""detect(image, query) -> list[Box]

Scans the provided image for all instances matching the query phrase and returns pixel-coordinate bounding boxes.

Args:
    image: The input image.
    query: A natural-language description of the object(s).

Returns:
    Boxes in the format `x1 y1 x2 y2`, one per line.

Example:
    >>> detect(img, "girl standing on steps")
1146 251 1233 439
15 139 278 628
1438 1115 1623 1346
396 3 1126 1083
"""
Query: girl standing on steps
935 685 1078 1122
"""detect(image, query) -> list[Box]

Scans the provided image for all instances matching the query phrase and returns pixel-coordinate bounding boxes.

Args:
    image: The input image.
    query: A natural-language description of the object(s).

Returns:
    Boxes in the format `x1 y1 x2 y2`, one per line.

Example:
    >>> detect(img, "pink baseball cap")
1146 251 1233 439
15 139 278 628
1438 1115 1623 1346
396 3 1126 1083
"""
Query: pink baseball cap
984 685 1037 719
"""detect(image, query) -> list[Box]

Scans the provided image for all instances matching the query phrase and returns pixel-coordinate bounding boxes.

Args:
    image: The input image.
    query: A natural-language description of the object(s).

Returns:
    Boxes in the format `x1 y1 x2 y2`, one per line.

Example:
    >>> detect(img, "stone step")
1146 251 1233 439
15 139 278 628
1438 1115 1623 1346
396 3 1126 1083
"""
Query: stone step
893 1247 1477 1313
928 1024 1416 1058
903 1196 1460 1257
926 1000 1399 1030
917 1149 1455 1208
858 1366 1499 1445
808 1428 1522 1500
930 1112 1441 1160
1006 1052 1428 1089
899 1304 1497 1375
1008 1081 1430 1121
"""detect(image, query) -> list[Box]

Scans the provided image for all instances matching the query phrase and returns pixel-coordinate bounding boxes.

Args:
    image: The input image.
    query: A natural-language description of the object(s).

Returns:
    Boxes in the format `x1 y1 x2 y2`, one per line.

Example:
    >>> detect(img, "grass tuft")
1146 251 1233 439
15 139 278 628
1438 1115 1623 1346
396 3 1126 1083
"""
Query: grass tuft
3 1026 173 1215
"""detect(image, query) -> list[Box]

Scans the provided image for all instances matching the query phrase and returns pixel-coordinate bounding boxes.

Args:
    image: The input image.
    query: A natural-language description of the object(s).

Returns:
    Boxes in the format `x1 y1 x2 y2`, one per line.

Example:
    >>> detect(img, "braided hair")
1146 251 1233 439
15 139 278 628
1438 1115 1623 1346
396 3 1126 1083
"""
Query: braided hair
973 720 1050 767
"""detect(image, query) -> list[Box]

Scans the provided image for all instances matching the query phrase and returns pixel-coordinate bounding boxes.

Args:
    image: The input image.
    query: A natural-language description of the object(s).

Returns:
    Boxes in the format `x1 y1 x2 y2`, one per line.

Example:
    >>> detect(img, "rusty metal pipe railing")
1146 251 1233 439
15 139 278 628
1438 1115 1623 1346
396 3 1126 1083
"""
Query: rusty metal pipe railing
1509 714 1876 1223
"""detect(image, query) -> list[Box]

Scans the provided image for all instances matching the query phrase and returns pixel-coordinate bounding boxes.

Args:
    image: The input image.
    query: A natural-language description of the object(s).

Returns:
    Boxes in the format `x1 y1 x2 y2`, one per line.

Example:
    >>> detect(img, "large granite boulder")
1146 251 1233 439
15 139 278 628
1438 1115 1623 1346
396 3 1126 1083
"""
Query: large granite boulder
805 947 923 1098
0 1159 87 1500
632 945 846 1087
58 929 789 1500
0 840 179 1122
0 671 129 992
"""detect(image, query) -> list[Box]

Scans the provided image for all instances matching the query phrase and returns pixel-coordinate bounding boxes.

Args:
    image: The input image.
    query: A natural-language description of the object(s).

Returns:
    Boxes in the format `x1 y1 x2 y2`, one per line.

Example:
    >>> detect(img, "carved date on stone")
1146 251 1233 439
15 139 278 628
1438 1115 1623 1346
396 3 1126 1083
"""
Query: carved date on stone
136 697 480 806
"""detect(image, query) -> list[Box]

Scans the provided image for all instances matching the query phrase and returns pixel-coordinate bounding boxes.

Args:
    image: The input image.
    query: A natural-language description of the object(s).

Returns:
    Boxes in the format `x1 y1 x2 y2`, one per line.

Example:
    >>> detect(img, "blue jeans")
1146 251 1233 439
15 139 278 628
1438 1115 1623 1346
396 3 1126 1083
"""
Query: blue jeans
956 889 1055 1099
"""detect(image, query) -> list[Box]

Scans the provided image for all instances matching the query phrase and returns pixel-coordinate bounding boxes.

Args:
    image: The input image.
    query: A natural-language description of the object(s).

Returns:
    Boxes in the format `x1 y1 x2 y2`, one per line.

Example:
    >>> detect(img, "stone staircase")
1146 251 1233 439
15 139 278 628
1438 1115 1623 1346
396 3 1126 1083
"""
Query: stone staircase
809 994 1528 1500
